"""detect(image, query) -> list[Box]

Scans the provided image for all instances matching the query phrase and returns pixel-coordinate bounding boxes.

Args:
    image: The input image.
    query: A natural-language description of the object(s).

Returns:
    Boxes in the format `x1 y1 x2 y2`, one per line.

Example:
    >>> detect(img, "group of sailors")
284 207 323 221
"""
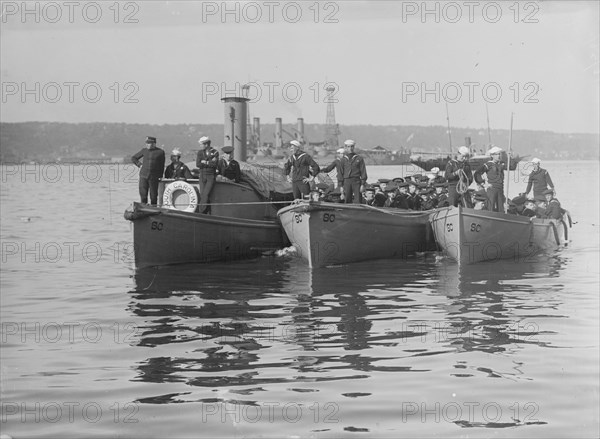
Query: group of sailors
291 139 562 220
132 135 562 221
131 135 240 214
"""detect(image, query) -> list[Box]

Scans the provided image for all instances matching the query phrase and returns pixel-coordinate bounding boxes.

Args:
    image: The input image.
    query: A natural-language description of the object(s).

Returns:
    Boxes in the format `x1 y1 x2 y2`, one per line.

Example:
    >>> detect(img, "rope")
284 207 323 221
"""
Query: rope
456 168 470 194
167 200 293 208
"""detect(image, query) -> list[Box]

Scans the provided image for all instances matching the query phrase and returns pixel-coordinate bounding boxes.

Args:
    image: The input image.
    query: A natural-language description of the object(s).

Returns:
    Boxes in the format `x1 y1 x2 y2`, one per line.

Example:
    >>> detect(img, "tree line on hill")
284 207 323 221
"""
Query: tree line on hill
0 122 597 163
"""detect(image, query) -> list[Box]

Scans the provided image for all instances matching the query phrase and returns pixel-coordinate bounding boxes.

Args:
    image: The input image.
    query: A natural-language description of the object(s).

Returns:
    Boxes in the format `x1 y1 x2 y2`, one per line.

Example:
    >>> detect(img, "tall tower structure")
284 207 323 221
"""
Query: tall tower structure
324 85 340 150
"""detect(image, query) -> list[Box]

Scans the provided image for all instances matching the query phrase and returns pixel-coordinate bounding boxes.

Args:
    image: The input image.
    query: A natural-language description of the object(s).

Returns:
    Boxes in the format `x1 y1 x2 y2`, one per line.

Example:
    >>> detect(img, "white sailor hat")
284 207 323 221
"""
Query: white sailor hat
290 140 301 147
336 148 345 154
531 157 541 164
430 167 440 173
488 146 503 155
171 148 182 156
344 139 355 146
458 146 470 156
198 136 210 144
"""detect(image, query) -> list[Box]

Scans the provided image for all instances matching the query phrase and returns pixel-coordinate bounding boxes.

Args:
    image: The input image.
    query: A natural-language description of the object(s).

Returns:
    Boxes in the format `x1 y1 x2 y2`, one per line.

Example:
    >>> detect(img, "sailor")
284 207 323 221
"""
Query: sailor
320 147 345 186
196 136 220 214
339 139 368 204
406 180 420 210
474 146 506 212
418 188 436 210
444 146 473 207
521 198 539 218
363 185 376 206
131 136 165 205
429 167 446 184
217 146 241 183
471 189 489 210
384 186 398 208
394 182 411 209
164 148 193 180
524 158 555 202
432 182 449 208
372 184 387 207
542 189 563 219
284 140 320 200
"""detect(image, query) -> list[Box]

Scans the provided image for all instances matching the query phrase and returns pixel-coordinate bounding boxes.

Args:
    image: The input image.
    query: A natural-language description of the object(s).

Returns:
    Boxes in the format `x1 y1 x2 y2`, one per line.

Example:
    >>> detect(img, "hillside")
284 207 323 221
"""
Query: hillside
0 122 597 163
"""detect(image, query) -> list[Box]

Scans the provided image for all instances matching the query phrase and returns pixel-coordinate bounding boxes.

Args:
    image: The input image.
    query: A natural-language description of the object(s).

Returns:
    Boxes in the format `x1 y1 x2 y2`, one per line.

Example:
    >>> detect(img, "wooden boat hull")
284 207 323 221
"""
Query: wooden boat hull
277 201 435 268
429 206 569 264
127 202 286 268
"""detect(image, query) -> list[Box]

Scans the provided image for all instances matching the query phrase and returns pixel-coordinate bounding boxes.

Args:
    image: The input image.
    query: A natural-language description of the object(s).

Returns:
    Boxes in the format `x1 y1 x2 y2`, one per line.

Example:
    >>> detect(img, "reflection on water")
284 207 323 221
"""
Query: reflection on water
129 253 568 417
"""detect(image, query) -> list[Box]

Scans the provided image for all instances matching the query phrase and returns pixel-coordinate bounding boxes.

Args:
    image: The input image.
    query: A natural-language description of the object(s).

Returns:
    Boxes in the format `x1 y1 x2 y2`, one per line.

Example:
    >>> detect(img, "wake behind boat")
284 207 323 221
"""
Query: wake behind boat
278 200 435 268
429 205 571 265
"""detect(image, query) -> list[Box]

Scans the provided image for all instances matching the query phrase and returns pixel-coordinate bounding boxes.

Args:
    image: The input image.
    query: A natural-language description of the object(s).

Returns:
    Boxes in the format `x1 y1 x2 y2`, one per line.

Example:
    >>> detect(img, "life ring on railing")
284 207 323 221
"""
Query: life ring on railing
162 181 198 212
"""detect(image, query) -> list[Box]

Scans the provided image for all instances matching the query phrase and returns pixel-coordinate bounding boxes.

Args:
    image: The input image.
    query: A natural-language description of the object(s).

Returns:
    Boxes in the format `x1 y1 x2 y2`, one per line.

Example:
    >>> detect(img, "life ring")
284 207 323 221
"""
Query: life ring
162 181 198 212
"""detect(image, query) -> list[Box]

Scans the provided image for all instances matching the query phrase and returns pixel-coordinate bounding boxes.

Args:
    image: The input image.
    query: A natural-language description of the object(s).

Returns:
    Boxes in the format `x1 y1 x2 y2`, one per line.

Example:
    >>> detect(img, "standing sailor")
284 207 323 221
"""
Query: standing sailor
340 139 368 204
196 136 219 214
524 158 555 202
444 146 473 207
284 140 320 200
131 136 165 205
474 146 506 212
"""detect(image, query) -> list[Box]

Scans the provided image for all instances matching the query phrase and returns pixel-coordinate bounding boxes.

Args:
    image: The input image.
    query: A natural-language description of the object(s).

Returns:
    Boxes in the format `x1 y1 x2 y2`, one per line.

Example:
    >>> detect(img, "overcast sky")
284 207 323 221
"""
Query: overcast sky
1 1 598 133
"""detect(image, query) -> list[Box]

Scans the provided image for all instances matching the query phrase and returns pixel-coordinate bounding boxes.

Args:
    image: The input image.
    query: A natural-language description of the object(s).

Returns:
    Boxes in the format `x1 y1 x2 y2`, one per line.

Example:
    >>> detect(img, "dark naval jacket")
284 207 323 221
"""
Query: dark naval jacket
196 146 220 173
284 151 320 182
164 162 193 180
131 146 165 178
444 159 473 186
475 160 505 189
526 168 554 197
217 158 241 183
339 153 367 185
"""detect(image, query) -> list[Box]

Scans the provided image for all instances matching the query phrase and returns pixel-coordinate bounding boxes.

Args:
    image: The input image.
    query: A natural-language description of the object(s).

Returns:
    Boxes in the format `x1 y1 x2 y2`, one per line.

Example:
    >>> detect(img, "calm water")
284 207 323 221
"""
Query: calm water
1 161 598 438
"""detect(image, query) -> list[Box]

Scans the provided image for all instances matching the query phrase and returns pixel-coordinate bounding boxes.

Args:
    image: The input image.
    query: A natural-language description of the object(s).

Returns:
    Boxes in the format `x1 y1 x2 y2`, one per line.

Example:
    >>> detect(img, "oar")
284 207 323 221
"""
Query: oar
505 112 514 212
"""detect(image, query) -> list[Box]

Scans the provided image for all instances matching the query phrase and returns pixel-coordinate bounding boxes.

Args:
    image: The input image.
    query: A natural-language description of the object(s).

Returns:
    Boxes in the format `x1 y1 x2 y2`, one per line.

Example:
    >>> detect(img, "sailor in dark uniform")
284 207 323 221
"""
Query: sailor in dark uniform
217 146 241 183
284 140 320 200
444 146 473 207
525 158 555 202
131 136 165 205
542 189 563 219
419 188 436 210
521 199 539 218
363 185 376 206
339 139 368 204
394 182 410 209
431 182 449 208
474 146 506 212
407 180 420 210
164 148 193 180
196 136 220 214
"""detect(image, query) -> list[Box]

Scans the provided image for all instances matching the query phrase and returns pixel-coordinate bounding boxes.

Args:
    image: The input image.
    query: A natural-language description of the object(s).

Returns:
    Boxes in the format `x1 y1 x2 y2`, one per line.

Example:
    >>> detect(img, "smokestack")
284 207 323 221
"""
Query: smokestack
221 97 249 162
253 117 260 148
275 117 283 148
297 118 305 144
465 136 472 148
